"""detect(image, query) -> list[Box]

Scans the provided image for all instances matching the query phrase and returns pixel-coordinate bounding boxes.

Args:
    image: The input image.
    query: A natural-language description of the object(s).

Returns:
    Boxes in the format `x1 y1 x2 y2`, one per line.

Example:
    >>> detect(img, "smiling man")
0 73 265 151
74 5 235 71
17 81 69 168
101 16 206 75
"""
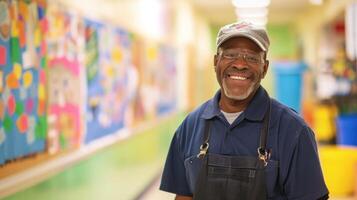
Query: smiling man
160 21 329 200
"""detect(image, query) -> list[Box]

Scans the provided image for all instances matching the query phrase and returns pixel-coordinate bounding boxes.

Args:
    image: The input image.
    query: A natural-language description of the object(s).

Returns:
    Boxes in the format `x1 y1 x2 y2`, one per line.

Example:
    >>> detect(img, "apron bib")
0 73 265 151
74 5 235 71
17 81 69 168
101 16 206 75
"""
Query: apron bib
192 99 271 200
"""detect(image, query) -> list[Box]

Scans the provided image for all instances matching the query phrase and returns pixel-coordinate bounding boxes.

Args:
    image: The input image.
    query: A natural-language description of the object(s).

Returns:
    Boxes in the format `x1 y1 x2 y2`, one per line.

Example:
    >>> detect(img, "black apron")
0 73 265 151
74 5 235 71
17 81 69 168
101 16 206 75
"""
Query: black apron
193 100 271 200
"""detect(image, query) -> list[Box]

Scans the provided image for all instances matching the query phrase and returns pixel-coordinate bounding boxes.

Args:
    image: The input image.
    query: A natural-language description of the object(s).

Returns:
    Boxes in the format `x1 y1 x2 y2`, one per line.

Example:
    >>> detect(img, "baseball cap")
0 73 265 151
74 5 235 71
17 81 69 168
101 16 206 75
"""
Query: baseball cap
216 21 270 51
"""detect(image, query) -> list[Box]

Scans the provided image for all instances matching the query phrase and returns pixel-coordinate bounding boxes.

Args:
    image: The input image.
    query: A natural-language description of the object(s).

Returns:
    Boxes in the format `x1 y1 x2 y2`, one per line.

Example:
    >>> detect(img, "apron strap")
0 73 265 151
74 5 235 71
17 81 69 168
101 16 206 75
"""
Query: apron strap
198 89 272 161
257 95 272 165
203 120 211 144
197 120 211 158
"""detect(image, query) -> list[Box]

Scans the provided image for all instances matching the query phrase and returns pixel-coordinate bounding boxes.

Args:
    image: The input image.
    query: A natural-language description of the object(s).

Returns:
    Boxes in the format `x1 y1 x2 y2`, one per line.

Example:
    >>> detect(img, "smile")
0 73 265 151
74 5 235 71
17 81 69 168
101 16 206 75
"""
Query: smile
228 75 247 80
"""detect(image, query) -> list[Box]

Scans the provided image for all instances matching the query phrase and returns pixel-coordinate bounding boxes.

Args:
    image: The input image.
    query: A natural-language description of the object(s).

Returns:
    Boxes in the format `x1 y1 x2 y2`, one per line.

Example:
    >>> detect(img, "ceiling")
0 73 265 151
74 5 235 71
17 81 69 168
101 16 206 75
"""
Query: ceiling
191 0 314 26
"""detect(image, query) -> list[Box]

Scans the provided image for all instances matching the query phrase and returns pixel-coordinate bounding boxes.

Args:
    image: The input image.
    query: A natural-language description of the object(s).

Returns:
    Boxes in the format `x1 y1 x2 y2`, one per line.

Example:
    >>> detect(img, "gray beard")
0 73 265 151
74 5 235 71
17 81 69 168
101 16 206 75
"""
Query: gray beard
222 80 256 100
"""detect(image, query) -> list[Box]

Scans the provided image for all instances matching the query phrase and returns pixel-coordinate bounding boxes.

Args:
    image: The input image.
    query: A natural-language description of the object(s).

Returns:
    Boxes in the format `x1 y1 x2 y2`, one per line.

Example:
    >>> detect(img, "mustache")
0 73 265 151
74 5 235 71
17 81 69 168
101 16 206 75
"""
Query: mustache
224 65 250 75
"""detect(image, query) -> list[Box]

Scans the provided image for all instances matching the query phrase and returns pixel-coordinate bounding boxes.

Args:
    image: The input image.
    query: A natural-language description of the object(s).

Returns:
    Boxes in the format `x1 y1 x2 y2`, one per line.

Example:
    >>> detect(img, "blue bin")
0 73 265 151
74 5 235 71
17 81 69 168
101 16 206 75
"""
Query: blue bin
273 61 306 112
337 114 357 146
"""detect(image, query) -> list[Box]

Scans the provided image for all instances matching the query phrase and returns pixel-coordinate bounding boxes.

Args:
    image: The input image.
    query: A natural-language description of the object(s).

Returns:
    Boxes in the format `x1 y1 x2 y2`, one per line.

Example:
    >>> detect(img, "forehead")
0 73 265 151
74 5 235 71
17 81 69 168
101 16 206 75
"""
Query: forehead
219 37 262 53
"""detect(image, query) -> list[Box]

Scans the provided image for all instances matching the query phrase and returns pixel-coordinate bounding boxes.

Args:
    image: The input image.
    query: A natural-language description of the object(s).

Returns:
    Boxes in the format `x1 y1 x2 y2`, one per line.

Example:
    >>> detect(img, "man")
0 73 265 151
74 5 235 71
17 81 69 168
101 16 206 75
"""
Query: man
160 21 329 200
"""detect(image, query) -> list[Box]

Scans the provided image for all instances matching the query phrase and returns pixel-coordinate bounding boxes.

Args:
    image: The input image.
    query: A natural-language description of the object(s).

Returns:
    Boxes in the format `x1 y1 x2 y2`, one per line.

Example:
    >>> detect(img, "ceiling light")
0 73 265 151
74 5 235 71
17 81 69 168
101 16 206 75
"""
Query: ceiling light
232 0 271 8
235 7 268 18
309 0 323 5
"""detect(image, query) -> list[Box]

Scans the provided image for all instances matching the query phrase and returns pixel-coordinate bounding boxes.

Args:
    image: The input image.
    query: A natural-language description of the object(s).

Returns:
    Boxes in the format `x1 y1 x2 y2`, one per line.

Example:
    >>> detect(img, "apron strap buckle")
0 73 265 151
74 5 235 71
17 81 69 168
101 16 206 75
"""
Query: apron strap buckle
257 147 271 166
197 143 209 158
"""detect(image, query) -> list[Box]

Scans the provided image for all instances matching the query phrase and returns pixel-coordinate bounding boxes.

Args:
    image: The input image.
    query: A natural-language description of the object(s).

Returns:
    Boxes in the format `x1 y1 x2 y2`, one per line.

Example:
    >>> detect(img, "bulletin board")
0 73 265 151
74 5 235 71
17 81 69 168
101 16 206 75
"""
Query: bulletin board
0 0 178 167
0 0 47 165
84 21 134 143
139 42 177 119
46 4 84 154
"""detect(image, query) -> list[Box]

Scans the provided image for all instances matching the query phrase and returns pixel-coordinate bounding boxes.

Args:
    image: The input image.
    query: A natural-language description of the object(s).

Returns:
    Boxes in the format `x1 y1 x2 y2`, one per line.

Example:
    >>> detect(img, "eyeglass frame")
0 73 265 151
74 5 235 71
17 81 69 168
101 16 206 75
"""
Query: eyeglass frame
216 48 266 65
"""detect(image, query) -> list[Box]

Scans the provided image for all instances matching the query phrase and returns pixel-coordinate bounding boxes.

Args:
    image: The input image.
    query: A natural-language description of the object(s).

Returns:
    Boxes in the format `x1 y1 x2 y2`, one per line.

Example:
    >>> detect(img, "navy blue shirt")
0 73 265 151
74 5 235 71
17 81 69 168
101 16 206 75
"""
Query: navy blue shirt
160 86 328 199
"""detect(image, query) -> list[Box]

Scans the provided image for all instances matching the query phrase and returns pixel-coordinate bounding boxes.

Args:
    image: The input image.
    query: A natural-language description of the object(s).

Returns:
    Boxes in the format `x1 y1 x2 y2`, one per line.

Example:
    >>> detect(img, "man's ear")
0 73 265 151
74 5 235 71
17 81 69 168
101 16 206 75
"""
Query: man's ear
262 60 269 78
214 54 218 71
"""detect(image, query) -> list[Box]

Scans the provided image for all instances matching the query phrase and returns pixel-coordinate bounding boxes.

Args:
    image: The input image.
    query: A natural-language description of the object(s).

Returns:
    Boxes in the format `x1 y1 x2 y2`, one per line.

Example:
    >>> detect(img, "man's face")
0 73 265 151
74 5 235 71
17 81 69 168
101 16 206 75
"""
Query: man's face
214 37 269 101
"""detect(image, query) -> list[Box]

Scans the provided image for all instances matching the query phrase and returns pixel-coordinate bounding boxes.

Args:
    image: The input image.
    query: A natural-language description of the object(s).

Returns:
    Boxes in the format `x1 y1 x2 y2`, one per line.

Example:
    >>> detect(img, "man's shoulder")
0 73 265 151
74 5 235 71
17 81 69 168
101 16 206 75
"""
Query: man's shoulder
271 98 309 130
173 100 212 150
177 99 212 134
270 99 317 157
185 99 212 120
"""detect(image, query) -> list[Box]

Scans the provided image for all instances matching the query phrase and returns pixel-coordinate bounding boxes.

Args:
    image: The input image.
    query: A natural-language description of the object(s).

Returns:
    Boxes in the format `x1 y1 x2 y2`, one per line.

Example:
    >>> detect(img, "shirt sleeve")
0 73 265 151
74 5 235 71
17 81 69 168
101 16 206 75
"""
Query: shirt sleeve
284 126 329 200
160 128 192 196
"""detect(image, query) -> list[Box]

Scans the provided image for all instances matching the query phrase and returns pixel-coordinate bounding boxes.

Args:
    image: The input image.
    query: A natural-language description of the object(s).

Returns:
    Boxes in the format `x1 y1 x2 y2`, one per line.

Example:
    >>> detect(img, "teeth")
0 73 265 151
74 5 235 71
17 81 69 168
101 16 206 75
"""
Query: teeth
229 75 246 80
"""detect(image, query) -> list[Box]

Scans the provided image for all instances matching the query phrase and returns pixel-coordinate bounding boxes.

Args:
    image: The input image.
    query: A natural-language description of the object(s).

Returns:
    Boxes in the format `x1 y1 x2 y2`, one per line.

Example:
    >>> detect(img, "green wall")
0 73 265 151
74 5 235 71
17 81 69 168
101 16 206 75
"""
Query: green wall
267 24 299 60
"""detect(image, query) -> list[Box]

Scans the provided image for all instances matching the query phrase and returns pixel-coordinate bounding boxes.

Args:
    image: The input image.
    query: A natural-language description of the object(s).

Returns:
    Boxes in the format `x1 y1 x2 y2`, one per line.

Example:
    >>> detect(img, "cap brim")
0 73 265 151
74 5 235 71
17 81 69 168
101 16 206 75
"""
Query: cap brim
217 33 267 51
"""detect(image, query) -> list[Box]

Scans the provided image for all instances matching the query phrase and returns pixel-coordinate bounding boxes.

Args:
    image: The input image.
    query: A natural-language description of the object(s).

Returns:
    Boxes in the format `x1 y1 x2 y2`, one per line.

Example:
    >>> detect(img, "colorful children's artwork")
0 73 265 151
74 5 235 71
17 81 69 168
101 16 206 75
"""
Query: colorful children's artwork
157 45 177 114
139 42 177 120
0 0 47 165
139 42 160 119
84 21 135 143
46 4 84 154
0 0 178 165
127 36 145 125
0 0 10 165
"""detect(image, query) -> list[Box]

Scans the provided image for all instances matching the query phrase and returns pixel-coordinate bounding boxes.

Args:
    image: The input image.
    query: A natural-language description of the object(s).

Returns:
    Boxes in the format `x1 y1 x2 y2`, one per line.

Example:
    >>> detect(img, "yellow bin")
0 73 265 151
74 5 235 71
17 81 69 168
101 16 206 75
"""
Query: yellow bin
313 105 337 142
319 145 357 197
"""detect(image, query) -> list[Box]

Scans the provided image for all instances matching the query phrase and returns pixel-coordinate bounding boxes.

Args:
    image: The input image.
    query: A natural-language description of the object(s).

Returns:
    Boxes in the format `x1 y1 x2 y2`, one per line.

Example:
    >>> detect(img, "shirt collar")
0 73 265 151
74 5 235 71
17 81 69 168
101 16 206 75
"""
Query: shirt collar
201 90 222 120
201 86 270 121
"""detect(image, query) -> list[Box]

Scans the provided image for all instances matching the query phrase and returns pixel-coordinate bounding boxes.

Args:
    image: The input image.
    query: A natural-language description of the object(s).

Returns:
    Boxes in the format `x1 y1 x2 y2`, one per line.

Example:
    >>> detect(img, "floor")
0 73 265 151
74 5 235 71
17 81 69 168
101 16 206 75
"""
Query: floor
140 176 356 200
139 176 175 200
3 114 184 200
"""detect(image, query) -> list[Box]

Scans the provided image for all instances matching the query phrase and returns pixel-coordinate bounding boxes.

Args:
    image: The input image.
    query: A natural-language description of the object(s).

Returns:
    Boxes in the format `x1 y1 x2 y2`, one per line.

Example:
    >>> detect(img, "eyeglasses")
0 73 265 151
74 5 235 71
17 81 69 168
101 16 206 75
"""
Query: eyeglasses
218 48 265 65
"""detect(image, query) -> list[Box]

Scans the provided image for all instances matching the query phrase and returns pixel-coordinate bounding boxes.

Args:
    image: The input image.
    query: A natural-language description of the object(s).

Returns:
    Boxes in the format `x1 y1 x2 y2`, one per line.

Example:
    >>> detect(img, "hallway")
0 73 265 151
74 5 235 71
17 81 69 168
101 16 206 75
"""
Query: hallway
1 0 357 199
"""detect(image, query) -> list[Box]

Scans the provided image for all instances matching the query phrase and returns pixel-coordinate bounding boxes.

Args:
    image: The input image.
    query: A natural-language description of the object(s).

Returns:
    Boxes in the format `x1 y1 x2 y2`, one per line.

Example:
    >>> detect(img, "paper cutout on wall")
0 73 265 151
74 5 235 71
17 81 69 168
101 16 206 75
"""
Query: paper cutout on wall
157 45 177 114
139 42 160 119
47 5 84 154
6 72 19 89
85 21 134 143
0 1 10 41
16 113 29 133
129 37 145 124
0 0 178 165
0 0 10 166
0 45 6 65
7 94 16 116
0 98 4 120
13 63 22 79
0 0 47 165
23 70 33 88
0 0 10 165
85 21 100 83
25 98 33 114
11 38 21 63
138 42 177 119
15 100 24 115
